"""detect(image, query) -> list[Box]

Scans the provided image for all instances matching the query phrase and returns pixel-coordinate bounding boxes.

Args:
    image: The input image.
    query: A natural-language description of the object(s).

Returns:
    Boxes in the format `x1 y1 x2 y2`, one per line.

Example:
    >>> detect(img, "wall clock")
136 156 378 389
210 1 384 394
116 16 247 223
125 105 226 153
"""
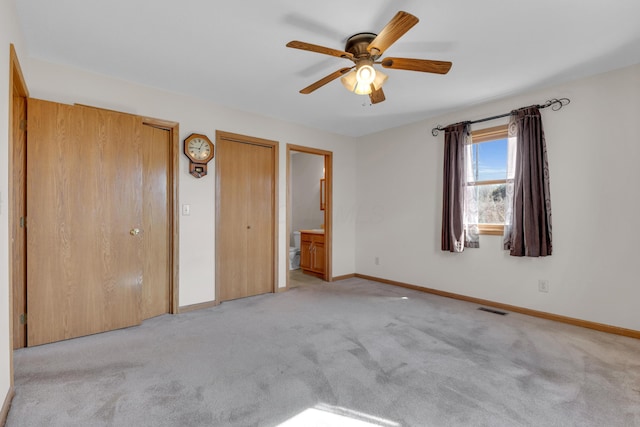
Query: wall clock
184 133 214 178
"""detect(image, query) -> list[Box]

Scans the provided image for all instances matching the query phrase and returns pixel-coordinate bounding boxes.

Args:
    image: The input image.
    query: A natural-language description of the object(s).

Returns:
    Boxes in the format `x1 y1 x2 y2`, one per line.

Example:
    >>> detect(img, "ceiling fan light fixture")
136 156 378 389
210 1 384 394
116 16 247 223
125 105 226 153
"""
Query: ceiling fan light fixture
340 68 388 95
340 71 360 93
287 11 451 104
372 69 389 90
353 82 372 95
356 64 376 86
340 70 371 95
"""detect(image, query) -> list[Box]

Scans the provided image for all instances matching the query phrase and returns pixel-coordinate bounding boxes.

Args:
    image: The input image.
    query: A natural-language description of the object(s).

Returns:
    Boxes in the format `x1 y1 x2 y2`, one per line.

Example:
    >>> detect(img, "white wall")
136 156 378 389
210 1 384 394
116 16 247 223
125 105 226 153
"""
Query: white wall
355 63 640 331
291 152 324 236
23 58 357 306
1 0 27 405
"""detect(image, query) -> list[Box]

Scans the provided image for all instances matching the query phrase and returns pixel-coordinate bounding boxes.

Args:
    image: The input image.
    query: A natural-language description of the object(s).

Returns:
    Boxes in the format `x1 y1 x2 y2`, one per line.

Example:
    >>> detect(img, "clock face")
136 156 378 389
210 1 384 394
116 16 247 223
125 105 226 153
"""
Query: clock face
187 137 212 161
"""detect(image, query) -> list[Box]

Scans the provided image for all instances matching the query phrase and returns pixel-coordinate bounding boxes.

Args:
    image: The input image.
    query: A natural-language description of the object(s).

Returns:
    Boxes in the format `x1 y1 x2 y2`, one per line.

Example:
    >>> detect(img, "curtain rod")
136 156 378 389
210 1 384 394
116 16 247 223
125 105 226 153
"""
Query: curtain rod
431 98 571 137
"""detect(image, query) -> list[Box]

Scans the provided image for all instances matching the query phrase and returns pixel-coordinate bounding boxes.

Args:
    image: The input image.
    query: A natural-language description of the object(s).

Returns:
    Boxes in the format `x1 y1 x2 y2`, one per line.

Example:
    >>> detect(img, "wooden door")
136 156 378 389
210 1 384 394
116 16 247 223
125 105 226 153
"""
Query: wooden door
26 99 144 346
246 141 275 296
217 139 249 301
216 133 276 302
141 124 171 319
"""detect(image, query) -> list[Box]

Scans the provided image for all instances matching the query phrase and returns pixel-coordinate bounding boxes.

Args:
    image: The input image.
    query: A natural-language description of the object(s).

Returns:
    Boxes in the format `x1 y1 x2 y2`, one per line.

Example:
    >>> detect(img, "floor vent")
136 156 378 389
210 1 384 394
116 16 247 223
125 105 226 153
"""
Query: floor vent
478 307 508 316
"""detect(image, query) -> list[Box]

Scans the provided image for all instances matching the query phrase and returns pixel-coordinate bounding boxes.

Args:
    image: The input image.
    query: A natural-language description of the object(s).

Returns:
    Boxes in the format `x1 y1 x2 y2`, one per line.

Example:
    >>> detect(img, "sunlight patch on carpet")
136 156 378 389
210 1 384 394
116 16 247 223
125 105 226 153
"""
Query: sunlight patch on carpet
278 404 400 427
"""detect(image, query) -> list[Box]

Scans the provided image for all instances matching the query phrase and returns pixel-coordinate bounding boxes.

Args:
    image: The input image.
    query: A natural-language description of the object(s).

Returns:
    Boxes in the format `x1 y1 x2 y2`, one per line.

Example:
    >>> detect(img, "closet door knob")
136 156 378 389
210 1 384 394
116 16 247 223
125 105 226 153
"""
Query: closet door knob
130 228 140 236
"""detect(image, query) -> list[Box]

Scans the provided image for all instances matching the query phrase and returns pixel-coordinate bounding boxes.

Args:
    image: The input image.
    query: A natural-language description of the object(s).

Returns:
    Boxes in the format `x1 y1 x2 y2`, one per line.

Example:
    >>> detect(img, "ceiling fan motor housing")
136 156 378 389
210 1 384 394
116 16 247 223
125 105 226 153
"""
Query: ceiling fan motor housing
345 33 378 60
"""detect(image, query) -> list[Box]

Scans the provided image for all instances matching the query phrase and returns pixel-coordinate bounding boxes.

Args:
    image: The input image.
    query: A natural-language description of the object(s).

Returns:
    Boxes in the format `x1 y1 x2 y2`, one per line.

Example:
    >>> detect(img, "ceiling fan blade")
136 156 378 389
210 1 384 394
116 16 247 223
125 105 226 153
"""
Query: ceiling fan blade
286 40 354 60
381 57 452 74
299 67 354 94
369 86 386 104
367 11 419 56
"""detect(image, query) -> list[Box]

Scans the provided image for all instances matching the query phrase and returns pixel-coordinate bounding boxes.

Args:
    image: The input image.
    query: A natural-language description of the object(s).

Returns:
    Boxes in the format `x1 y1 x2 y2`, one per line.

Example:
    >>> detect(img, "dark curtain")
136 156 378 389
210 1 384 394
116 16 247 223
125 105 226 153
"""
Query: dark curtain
505 106 553 256
441 123 469 252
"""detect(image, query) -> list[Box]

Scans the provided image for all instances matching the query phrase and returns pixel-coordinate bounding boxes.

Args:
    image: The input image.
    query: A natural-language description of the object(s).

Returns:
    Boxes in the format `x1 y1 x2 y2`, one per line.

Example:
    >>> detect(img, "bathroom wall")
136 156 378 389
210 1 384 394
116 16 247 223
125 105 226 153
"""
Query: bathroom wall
291 152 325 243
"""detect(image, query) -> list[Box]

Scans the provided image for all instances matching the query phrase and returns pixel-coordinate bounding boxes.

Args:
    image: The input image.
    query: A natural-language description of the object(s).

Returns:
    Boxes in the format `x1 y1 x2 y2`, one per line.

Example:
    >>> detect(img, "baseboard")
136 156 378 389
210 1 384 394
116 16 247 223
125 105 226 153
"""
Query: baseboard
355 274 640 340
1 387 14 427
333 273 356 281
178 300 217 313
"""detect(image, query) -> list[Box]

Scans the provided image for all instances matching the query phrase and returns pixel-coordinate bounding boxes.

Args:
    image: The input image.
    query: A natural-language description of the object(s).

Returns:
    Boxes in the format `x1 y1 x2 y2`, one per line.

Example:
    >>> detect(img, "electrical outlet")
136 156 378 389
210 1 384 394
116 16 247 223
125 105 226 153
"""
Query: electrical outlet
538 279 549 293
374 256 380 265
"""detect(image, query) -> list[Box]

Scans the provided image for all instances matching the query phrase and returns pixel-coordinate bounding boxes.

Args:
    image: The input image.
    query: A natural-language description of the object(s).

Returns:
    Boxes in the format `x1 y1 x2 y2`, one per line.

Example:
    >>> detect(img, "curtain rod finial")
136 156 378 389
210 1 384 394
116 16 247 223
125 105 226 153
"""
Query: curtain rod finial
541 98 571 111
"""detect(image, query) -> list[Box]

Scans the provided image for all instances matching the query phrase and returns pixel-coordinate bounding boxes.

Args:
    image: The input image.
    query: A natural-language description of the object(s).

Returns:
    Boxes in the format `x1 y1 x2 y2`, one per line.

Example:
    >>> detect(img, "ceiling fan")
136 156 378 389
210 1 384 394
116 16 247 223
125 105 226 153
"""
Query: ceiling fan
286 11 452 104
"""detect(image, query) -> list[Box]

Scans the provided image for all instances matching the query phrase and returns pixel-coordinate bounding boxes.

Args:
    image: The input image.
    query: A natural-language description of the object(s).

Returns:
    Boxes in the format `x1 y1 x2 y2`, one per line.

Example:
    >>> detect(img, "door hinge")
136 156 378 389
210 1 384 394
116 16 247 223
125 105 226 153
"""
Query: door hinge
19 119 27 131
19 313 26 325
20 216 26 228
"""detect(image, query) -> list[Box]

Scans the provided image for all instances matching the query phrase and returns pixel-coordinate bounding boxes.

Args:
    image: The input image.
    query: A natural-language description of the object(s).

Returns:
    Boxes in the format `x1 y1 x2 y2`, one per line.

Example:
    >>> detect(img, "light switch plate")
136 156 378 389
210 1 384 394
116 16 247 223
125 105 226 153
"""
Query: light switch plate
182 204 190 216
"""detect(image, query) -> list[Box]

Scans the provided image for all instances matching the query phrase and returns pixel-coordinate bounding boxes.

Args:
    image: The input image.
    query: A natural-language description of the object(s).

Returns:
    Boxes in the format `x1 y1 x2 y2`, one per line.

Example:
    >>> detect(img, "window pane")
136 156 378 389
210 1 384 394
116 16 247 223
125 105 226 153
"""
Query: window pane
477 183 506 223
470 138 508 181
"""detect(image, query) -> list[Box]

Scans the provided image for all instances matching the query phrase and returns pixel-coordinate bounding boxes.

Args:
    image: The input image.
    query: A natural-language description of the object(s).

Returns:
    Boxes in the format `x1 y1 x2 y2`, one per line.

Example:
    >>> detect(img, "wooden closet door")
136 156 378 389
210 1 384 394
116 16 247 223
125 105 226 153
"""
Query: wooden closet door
216 134 275 302
246 143 274 297
217 138 250 301
26 99 144 346
141 124 171 319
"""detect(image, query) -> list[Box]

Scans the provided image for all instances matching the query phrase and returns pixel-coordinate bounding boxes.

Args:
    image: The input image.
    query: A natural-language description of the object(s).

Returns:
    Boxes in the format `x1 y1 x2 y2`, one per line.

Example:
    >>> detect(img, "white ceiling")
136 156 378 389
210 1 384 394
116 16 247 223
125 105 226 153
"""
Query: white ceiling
14 0 640 137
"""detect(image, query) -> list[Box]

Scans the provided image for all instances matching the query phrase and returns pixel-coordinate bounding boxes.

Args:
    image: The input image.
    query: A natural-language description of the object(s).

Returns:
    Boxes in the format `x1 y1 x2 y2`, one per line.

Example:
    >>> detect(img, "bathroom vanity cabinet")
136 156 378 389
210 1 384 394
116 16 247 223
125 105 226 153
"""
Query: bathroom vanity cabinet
299 230 325 278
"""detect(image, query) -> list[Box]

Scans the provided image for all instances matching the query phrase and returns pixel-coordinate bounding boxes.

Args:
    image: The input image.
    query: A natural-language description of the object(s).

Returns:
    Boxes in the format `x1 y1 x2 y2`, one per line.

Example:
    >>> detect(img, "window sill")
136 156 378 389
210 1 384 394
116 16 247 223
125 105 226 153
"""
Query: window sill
478 224 504 236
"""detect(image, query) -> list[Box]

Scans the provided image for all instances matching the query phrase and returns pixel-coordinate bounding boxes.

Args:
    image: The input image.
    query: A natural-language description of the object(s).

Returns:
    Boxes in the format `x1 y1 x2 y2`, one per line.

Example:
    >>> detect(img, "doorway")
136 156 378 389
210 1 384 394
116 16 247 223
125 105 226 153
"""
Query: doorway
286 145 333 288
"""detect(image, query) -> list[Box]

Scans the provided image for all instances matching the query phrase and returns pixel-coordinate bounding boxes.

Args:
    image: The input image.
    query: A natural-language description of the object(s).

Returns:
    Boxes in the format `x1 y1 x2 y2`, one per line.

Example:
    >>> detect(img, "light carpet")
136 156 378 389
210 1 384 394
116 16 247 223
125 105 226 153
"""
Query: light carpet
8 278 640 426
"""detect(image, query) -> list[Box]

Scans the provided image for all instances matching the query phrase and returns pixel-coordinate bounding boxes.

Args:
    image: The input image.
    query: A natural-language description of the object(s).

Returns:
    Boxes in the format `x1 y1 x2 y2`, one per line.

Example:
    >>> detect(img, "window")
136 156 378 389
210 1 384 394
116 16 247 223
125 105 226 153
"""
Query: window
467 125 510 235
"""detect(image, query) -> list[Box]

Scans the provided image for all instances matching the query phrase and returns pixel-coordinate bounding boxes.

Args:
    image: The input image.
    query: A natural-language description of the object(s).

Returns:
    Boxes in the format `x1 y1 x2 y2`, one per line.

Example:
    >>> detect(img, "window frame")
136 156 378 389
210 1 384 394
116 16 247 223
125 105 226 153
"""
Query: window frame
469 124 509 236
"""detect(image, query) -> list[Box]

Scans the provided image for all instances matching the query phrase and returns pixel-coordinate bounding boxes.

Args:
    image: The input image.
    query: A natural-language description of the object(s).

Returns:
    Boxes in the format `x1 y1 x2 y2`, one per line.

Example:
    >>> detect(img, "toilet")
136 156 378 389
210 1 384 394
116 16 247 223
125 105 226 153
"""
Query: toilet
289 231 301 270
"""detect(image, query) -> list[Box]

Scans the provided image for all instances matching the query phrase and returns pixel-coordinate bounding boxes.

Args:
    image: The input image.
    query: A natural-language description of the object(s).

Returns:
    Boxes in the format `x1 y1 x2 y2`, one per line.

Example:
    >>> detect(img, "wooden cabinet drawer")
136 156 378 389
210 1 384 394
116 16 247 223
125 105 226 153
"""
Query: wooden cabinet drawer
301 232 324 244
